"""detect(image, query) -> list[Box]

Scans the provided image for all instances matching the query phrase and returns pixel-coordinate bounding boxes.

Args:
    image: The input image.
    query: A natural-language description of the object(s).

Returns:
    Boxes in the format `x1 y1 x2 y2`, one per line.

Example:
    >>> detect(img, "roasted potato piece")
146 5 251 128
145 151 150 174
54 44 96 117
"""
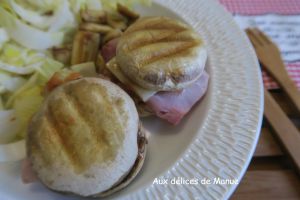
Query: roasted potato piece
95 53 106 73
81 9 107 24
71 31 100 65
117 3 140 20
95 53 114 79
46 72 82 93
103 29 122 44
80 23 113 34
52 46 72 65
107 12 128 31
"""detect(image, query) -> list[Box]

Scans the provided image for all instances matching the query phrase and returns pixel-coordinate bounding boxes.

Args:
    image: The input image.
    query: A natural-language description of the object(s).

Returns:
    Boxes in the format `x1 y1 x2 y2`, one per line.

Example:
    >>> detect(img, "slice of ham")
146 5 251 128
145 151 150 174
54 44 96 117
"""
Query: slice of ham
101 38 119 62
146 71 209 125
21 158 38 183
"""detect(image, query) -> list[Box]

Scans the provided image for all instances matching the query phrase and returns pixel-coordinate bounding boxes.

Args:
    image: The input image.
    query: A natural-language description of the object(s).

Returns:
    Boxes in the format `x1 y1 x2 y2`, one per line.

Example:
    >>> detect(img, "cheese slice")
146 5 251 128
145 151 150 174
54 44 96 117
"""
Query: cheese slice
106 58 157 101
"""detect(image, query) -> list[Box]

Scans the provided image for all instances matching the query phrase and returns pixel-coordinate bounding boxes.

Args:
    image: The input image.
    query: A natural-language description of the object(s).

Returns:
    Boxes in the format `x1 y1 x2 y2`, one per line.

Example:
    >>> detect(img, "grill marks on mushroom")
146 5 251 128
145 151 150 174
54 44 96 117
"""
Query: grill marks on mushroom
29 81 126 174
116 17 206 90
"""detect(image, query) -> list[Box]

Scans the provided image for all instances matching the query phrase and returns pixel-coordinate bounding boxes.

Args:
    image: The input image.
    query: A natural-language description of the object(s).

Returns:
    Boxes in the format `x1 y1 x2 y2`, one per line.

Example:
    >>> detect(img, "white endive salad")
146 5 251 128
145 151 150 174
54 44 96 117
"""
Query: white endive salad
0 0 150 162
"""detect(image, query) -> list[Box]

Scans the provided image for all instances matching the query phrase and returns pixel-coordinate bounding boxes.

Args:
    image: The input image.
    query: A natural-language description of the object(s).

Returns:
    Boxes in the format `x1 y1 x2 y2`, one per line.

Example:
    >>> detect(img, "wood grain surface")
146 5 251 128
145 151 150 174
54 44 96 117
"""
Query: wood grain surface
231 90 300 199
264 88 300 173
231 170 300 200
246 28 300 112
254 125 283 157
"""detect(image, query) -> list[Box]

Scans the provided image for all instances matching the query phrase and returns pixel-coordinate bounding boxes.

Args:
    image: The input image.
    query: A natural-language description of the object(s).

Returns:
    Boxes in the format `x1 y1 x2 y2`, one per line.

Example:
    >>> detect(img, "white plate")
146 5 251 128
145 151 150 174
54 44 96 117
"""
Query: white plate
0 0 263 199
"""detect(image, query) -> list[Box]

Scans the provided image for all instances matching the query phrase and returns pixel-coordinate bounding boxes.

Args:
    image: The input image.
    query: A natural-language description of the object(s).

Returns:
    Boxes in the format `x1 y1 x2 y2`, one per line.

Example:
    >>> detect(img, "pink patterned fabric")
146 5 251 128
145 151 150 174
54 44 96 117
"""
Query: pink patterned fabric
219 0 300 15
219 0 300 90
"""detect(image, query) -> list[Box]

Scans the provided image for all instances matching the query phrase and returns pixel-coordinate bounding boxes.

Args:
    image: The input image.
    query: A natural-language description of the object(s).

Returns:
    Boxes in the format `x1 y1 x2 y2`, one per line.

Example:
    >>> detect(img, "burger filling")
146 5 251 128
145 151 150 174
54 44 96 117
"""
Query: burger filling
102 39 209 125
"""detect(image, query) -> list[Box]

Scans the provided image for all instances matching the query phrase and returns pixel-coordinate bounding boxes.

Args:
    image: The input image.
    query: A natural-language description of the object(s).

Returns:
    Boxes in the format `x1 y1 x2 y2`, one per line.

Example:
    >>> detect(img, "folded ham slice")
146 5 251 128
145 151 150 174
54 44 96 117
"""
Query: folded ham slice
146 71 209 125
101 38 119 62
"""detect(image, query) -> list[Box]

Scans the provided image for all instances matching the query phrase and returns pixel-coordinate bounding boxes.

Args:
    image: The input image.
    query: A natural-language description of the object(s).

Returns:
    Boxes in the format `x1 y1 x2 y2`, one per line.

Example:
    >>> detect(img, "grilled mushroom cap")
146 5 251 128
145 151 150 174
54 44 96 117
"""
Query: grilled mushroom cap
27 78 146 197
116 16 207 91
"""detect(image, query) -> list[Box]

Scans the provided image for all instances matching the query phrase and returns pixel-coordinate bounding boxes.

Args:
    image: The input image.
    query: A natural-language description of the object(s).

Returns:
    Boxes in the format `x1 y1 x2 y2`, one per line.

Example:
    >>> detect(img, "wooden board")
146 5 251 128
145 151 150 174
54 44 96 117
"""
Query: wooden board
254 126 283 157
231 90 300 199
231 170 300 200
271 91 299 117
